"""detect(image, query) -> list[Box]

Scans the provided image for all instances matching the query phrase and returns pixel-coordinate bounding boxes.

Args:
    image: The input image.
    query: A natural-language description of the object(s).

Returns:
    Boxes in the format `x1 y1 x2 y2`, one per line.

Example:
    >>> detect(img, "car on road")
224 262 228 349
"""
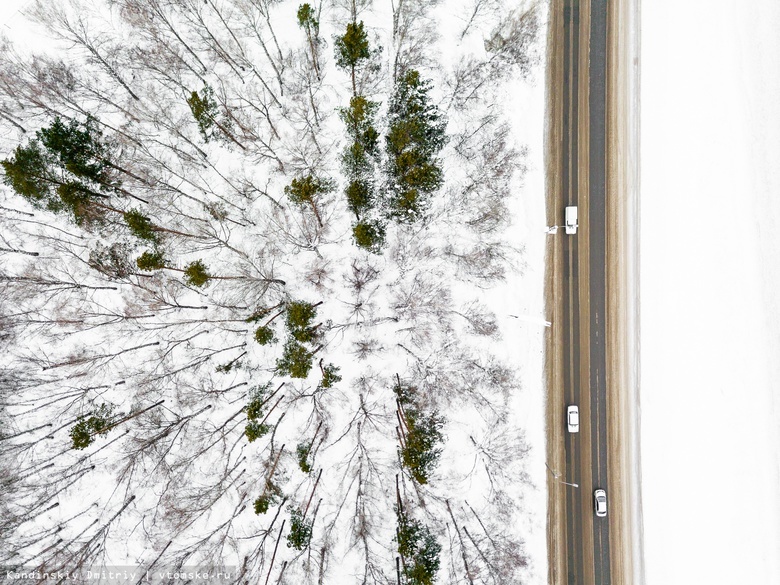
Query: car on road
565 206 578 234
594 489 607 517
567 405 579 433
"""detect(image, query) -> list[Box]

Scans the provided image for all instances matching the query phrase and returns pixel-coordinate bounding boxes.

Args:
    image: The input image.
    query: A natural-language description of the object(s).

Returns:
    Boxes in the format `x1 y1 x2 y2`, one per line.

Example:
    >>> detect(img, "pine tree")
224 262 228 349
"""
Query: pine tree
395 379 444 484
254 481 282 514
284 175 330 227
124 209 160 244
1 141 54 208
395 509 441 585
286 508 313 550
136 250 167 271
297 3 321 79
285 300 320 343
69 404 114 450
245 421 271 442
345 180 372 218
339 96 380 178
386 70 447 223
246 384 271 421
187 86 219 142
276 340 314 379
400 408 444 485
335 22 371 94
296 442 312 473
352 220 386 253
318 363 342 389
2 117 120 226
184 260 210 287
38 117 111 185
254 325 277 346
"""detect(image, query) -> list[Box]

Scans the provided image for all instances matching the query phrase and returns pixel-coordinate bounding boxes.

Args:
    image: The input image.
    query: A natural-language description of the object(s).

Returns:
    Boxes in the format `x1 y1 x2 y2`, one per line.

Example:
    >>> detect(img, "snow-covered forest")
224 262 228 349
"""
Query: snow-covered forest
0 0 543 583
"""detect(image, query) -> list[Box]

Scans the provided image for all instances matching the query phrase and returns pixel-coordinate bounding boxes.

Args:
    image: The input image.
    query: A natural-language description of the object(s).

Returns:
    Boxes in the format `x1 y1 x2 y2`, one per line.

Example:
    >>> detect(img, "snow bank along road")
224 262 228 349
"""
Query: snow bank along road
545 0 636 583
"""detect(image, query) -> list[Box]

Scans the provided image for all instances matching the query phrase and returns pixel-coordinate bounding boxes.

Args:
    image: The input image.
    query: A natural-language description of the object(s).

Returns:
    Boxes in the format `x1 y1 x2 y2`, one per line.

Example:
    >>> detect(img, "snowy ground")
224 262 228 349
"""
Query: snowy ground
640 1 780 583
0 1 549 583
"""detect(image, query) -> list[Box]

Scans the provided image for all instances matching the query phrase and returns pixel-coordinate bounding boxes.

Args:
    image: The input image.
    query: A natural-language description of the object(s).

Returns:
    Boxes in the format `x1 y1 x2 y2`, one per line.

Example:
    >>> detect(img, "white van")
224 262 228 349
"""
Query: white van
565 206 578 235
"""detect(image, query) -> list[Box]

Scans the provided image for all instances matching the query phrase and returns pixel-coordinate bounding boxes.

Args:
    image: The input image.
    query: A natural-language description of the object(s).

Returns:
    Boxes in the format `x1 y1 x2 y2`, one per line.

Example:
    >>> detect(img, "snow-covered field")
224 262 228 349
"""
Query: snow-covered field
641 1 780 583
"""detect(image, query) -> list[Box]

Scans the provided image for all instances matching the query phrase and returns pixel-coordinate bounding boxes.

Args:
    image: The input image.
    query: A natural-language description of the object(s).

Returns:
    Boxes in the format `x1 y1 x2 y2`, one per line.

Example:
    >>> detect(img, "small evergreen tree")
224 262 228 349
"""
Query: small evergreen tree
136 250 167 271
245 306 274 323
246 384 271 421
339 96 380 178
184 260 210 287
286 508 314 550
124 209 160 244
285 300 319 343
296 442 312 473
297 4 319 35
254 481 282 514
345 180 372 218
1 141 54 207
297 3 321 78
187 85 219 142
69 404 114 450
401 408 444 485
276 340 314 379
386 70 447 223
245 421 271 442
395 509 441 585
254 325 277 346
352 220 386 253
318 363 342 389
394 379 444 484
284 175 330 227
335 22 370 93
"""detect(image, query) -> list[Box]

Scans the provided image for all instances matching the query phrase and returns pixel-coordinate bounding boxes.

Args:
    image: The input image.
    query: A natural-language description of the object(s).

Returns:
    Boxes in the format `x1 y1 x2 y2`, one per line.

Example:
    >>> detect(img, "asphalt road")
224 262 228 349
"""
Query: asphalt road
588 0 611 583
558 0 612 583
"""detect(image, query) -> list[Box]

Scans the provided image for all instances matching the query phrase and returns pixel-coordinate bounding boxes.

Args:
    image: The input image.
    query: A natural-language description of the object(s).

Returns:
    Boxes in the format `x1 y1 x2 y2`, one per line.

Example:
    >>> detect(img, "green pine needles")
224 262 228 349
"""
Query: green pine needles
187 85 219 142
69 404 114 450
386 70 447 223
395 380 444 485
286 508 313 550
2 117 119 226
276 339 314 379
395 508 441 585
184 260 210 287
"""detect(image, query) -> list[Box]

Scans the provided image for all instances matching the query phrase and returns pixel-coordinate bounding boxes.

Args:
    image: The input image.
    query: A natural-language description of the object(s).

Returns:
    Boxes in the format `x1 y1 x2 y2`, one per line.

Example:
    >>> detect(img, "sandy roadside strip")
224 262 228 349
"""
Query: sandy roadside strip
544 0 566 585
543 0 566 582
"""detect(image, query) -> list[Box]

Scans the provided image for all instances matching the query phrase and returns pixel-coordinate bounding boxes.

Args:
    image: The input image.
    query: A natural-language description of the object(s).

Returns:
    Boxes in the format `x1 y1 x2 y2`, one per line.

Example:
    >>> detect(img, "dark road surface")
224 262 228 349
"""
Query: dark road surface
559 0 611 583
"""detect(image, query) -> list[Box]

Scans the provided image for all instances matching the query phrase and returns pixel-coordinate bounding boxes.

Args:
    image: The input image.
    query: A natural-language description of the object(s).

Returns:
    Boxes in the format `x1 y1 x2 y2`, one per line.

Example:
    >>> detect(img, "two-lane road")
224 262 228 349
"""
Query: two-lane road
549 0 613 583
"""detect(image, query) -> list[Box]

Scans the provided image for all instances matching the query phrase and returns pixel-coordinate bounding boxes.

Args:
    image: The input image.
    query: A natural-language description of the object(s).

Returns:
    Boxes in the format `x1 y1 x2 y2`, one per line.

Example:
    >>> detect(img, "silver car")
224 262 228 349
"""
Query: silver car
594 489 607 517
567 405 579 433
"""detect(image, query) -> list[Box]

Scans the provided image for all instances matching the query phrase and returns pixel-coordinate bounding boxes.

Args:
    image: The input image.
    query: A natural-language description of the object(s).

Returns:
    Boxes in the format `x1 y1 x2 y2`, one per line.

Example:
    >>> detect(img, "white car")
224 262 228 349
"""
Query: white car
565 206 578 234
567 405 579 433
594 489 607 517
